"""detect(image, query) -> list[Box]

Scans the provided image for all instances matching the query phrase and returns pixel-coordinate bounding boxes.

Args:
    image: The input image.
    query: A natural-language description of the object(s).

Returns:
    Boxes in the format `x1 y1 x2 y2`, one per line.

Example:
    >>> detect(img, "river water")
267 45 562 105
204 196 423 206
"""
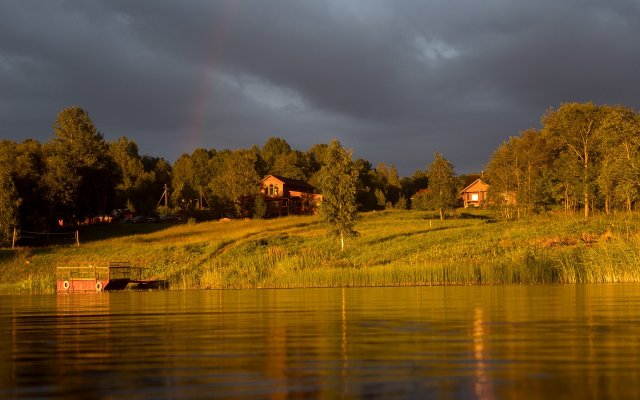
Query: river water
1 285 640 399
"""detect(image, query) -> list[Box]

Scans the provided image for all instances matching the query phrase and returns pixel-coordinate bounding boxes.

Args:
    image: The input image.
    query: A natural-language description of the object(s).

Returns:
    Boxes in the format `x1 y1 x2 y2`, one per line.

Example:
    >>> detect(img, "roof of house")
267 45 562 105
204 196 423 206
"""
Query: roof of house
260 175 317 191
461 178 489 194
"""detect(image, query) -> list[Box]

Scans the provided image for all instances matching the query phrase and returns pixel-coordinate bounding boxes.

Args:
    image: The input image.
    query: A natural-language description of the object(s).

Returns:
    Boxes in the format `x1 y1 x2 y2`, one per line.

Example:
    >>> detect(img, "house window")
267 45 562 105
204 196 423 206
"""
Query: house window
471 193 479 202
268 184 279 196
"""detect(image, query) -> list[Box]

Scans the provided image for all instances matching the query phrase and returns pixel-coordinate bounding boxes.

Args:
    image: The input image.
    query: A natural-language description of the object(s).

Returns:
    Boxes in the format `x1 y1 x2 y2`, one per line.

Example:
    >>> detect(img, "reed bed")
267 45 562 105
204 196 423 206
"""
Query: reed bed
3 210 640 293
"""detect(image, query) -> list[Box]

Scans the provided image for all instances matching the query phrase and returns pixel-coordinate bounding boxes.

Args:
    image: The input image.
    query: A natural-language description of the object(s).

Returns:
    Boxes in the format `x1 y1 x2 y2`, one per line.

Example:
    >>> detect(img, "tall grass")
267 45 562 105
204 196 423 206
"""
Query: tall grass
3 210 640 293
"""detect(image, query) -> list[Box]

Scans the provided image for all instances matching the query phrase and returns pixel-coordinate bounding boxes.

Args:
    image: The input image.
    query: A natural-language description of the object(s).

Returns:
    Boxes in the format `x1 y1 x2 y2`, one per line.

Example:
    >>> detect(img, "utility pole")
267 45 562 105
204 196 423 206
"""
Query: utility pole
11 227 16 249
198 187 209 210
157 184 169 208
164 184 169 208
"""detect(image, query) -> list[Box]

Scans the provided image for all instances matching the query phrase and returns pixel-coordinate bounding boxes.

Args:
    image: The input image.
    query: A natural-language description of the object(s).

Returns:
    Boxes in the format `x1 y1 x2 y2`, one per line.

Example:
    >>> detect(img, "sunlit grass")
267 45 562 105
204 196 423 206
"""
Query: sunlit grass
3 209 640 293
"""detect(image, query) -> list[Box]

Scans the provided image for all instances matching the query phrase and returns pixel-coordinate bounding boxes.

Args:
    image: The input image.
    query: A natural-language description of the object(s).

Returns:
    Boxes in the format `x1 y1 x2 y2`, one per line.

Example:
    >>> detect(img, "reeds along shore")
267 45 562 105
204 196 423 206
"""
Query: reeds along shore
3 210 640 293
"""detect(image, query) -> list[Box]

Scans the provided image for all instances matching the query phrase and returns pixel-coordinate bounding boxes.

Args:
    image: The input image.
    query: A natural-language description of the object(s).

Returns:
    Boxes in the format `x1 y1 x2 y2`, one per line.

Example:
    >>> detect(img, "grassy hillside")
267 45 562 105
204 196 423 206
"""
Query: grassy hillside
3 210 640 293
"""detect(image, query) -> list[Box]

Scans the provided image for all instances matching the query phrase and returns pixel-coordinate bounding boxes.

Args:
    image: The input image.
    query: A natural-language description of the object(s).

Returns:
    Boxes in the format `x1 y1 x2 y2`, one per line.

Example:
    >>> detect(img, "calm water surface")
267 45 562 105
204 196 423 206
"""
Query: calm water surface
1 285 640 399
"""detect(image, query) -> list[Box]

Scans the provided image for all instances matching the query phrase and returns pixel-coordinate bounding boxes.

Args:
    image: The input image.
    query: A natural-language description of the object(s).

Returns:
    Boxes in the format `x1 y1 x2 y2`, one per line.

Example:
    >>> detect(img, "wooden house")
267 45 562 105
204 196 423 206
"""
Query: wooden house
461 179 489 208
259 175 323 216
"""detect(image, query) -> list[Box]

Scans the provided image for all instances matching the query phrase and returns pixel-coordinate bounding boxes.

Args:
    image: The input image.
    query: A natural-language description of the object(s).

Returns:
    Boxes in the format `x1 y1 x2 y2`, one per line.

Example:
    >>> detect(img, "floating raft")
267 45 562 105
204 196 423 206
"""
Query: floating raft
56 261 168 293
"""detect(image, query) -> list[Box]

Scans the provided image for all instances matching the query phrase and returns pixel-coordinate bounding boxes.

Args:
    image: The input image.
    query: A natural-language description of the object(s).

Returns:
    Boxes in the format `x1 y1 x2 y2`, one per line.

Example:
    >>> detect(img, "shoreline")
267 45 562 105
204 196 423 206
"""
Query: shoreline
3 210 640 294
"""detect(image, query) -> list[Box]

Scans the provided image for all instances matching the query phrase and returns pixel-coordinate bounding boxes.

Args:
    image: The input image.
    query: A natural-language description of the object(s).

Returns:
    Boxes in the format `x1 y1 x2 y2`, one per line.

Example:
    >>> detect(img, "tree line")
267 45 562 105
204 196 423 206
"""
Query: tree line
485 102 640 219
3 101 633 246
0 106 446 245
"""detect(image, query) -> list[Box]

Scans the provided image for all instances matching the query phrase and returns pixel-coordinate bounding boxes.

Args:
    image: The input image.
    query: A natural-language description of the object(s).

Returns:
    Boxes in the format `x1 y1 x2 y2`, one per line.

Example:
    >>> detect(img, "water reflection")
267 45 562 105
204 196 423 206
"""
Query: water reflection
2 285 640 398
472 306 494 400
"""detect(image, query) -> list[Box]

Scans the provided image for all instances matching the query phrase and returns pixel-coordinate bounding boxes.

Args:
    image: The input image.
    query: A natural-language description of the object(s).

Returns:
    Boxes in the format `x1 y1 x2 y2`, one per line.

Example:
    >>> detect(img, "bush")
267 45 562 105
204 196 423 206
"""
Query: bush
254 195 267 219
156 205 172 217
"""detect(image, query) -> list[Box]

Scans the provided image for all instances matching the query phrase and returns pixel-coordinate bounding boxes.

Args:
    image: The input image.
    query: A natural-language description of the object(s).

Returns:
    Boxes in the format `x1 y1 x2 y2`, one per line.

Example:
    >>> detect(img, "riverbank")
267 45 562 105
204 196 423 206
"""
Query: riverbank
3 210 640 293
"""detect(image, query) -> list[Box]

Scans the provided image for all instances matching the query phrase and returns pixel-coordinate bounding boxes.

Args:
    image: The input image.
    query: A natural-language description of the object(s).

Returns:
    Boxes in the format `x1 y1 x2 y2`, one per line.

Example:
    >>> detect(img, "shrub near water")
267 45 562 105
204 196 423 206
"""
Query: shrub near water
3 210 640 293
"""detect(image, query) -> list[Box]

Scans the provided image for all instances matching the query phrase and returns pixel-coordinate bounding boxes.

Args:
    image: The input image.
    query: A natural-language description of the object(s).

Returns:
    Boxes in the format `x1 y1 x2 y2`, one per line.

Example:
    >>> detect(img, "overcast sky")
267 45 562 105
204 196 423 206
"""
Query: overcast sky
1 1 639 175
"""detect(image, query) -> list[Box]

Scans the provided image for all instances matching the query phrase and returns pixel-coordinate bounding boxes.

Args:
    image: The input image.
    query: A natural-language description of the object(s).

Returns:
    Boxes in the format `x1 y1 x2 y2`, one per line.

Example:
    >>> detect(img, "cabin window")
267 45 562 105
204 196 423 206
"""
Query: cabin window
471 193 479 202
268 184 279 196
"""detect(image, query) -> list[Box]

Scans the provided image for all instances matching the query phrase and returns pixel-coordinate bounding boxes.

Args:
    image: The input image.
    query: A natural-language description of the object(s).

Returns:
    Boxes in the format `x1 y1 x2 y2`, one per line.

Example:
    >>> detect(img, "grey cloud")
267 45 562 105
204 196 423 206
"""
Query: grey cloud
1 0 639 175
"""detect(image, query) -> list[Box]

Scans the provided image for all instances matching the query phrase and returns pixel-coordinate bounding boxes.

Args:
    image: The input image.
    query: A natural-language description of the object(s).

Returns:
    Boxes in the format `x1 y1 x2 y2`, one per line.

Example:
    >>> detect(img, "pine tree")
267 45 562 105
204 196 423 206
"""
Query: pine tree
317 139 359 251
44 106 118 222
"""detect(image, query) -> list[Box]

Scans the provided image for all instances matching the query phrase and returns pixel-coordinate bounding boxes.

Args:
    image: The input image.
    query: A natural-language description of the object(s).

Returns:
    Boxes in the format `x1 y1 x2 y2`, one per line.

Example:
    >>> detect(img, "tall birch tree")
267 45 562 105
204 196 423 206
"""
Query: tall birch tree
317 139 359 251
542 102 605 219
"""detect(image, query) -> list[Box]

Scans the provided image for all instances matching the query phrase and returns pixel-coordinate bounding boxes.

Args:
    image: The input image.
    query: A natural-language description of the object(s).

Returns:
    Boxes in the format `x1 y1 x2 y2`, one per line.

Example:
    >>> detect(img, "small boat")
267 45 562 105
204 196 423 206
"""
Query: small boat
56 261 168 293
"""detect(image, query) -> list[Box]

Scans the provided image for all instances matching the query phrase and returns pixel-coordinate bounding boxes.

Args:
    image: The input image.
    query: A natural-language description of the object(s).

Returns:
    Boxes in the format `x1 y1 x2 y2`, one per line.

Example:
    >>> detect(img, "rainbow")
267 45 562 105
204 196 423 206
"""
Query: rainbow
185 1 238 151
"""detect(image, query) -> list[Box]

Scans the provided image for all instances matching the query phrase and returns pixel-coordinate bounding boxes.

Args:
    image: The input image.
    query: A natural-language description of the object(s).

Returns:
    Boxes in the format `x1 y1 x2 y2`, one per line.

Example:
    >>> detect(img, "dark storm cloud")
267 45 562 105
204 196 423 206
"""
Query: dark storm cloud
1 0 639 174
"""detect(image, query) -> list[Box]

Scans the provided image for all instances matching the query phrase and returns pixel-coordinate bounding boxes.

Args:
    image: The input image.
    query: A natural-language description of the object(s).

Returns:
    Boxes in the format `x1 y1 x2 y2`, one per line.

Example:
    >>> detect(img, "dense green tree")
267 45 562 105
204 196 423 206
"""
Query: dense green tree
109 139 173 215
485 137 519 218
131 171 162 216
484 102 640 216
401 169 429 203
171 153 196 202
142 156 172 186
375 189 386 208
550 151 582 213
191 148 214 187
171 149 215 210
516 129 554 213
209 149 261 215
542 102 606 219
426 153 458 220
191 148 215 208
598 106 640 212
353 158 378 211
0 140 48 230
317 139 359 251
373 163 402 207
258 138 316 180
110 137 143 186
253 195 267 219
109 137 145 208
43 149 80 220
307 143 329 171
44 106 118 223
261 137 292 172
171 182 198 215
486 129 553 217
307 143 329 165
270 150 310 180
306 143 331 189
411 189 431 211
0 165 20 246
394 195 408 210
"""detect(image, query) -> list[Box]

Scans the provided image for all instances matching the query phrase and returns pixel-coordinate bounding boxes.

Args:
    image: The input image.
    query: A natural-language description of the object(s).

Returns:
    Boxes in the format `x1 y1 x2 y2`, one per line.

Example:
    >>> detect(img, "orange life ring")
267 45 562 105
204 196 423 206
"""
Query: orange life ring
63 280 70 290
95 281 103 292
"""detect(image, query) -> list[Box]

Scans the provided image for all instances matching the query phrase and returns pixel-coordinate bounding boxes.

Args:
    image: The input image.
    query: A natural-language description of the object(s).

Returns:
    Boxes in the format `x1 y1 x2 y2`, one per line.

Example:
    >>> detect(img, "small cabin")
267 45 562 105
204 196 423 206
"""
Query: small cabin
259 175 323 216
461 179 489 208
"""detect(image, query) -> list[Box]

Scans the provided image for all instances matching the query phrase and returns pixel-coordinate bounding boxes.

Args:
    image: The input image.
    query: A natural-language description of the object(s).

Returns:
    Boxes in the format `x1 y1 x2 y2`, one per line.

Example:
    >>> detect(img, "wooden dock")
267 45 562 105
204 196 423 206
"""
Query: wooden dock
56 262 168 293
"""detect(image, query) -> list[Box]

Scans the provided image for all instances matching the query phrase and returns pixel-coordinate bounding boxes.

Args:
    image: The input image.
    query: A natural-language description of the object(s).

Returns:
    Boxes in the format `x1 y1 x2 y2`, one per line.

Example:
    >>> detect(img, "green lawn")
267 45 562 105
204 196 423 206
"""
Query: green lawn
3 209 640 293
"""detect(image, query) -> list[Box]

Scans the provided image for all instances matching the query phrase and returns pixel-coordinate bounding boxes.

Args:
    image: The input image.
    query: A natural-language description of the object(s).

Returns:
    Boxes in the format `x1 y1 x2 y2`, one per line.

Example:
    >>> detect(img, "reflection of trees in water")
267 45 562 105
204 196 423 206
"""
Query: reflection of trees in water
266 323 286 400
342 287 349 397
